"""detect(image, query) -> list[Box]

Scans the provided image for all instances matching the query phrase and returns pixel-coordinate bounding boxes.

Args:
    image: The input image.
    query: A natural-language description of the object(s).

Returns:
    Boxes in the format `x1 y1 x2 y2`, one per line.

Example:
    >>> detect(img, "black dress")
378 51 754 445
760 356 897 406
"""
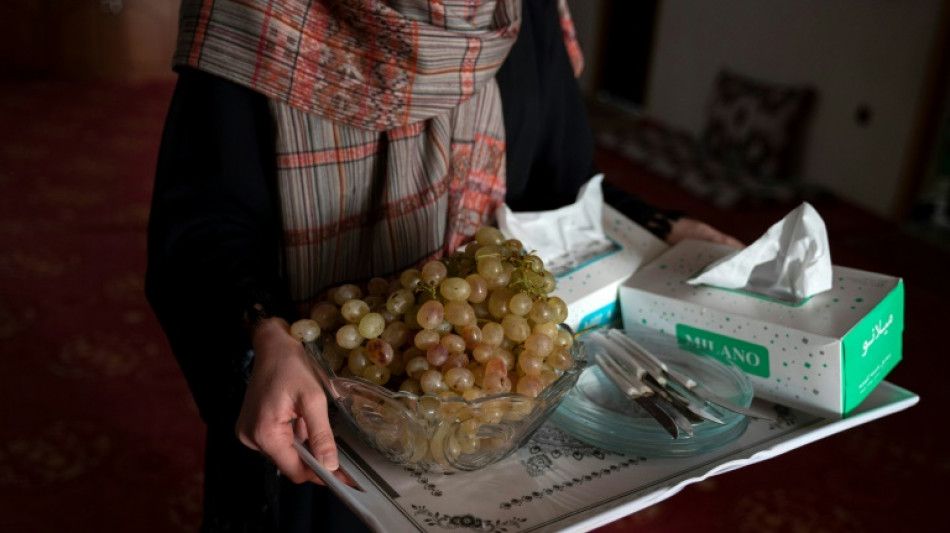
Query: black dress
146 1 675 530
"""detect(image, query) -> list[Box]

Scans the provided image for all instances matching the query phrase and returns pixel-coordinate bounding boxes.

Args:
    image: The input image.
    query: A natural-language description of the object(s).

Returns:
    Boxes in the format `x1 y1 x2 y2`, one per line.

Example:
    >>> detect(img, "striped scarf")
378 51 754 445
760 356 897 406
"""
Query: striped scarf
174 0 581 308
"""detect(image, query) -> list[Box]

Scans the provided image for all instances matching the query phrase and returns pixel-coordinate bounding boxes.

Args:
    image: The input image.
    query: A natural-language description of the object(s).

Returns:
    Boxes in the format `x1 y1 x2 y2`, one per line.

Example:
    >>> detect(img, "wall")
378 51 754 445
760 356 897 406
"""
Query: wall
0 0 179 81
643 0 943 218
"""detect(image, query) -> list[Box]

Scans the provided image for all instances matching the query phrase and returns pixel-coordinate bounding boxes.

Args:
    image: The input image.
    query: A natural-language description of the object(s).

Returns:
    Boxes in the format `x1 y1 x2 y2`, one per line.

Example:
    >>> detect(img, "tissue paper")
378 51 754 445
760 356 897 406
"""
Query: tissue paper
496 174 614 276
497 174 668 330
688 202 832 302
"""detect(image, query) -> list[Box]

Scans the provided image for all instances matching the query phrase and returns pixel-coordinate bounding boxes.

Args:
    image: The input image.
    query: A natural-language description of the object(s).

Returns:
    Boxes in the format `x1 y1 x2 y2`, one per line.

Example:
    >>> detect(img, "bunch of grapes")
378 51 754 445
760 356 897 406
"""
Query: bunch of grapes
290 226 575 401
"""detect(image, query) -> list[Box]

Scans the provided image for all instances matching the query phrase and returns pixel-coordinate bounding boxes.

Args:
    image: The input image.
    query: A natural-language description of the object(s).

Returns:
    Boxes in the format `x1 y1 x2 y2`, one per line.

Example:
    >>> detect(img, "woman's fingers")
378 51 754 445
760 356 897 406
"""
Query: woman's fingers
236 407 322 485
236 318 331 485
296 392 339 472
668 217 744 248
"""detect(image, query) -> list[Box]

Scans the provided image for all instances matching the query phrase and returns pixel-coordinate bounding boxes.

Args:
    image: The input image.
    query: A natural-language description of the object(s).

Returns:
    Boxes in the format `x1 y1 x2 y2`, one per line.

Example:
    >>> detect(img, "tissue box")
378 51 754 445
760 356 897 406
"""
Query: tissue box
553 204 667 332
619 240 904 418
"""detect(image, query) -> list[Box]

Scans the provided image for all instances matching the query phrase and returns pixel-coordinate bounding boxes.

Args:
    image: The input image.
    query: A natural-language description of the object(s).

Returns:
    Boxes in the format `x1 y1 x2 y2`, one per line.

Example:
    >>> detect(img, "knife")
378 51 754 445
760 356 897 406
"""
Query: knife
604 329 772 421
595 352 692 438
595 332 726 425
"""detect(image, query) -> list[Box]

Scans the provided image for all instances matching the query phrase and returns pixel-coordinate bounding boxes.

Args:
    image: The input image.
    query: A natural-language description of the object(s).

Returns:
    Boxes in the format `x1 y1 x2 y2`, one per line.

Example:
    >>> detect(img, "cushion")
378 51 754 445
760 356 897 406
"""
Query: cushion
702 70 815 180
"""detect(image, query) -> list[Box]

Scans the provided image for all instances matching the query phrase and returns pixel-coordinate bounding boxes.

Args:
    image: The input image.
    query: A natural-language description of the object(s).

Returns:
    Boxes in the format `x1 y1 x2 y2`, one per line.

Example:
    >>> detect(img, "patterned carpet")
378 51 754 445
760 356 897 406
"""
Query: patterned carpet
0 79 204 531
0 79 942 532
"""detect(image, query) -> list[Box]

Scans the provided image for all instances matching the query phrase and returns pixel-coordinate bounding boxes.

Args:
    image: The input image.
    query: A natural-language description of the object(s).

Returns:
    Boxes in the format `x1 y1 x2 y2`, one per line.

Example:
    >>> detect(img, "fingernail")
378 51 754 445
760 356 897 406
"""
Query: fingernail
319 454 339 471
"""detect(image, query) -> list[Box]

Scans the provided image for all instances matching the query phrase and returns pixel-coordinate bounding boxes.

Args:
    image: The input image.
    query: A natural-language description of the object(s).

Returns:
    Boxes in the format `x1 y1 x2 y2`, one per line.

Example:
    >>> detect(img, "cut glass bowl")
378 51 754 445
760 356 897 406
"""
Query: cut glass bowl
305 327 585 472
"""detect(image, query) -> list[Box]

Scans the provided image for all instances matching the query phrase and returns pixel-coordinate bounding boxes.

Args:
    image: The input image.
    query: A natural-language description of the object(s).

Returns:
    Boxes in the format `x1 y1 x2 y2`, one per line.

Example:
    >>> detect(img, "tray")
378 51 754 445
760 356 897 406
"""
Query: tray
297 381 918 532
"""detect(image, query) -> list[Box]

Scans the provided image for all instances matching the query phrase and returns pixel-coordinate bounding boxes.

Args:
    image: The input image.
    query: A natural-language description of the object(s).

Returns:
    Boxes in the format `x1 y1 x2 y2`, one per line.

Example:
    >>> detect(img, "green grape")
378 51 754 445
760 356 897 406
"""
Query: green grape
416 300 445 330
444 300 475 326
528 301 555 325
405 356 430 380
289 319 321 343
309 301 340 330
508 292 533 317
515 375 544 398
400 268 423 291
358 312 385 338
523 254 544 272
367 276 390 296
541 271 557 294
442 352 469 370
517 351 544 376
487 262 513 289
385 288 414 315
481 373 511 395
503 238 523 254
475 226 505 246
439 277 471 302
539 368 559 387
362 364 391 385
484 356 507 377
440 333 466 354
481 321 504 346
471 300 491 321
487 286 512 319
501 313 530 343
523 331 554 357
555 329 574 349
347 346 371 375
435 320 453 335
476 255 504 281
546 347 574 371
426 344 449 367
421 260 448 286
366 338 394 366
414 328 441 350
465 273 488 303
547 296 568 324
336 324 363 349
471 343 494 364
457 417 480 437
419 369 446 394
333 283 362 305
494 347 515 371
533 321 559 340
399 378 422 395
340 299 370 323
381 321 410 348
460 323 482 347
444 367 475 391
363 295 385 311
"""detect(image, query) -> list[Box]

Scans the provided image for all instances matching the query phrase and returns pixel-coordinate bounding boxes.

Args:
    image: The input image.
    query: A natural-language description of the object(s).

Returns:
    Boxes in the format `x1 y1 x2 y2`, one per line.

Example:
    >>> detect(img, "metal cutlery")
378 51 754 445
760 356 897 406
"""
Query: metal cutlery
589 329 774 439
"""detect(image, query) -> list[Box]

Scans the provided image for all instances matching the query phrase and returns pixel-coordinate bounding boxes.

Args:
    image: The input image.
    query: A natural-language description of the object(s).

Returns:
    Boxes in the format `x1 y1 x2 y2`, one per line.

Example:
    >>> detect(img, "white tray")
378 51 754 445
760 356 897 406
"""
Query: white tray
298 381 918 533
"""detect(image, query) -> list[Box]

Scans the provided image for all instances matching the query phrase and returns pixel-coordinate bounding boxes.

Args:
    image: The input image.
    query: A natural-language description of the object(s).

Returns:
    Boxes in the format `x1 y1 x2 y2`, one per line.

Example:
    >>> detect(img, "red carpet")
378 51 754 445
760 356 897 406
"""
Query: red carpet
0 79 942 532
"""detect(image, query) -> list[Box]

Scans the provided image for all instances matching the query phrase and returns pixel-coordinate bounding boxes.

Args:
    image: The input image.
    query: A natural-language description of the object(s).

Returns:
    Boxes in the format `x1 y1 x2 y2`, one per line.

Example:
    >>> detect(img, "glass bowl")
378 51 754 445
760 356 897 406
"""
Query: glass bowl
304 327 586 472
550 326 752 458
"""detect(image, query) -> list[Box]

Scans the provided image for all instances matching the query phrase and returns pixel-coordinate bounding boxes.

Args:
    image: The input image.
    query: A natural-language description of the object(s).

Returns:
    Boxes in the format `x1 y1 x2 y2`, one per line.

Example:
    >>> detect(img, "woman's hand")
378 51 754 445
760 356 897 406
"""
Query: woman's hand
667 217 743 248
235 317 338 485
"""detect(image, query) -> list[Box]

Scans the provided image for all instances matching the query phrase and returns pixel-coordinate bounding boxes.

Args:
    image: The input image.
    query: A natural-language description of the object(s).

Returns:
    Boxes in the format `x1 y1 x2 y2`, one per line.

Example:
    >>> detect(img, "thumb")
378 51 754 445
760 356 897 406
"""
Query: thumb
297 391 339 472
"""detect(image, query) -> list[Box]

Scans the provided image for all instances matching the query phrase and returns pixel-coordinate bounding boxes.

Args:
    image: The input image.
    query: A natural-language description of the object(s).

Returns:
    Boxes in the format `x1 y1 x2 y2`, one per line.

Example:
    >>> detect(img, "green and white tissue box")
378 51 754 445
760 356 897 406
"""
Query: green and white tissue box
552 204 667 332
619 239 904 418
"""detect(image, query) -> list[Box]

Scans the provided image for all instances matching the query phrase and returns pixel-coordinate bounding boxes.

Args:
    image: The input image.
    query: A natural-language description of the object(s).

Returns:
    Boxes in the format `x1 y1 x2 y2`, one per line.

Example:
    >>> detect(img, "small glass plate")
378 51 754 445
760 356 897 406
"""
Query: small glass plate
550 326 753 458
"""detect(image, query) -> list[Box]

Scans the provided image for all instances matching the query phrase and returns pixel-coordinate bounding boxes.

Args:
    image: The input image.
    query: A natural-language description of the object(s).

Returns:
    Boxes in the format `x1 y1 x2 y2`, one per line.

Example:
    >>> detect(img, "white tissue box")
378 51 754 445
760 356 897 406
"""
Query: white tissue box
548 204 667 332
618 239 904 418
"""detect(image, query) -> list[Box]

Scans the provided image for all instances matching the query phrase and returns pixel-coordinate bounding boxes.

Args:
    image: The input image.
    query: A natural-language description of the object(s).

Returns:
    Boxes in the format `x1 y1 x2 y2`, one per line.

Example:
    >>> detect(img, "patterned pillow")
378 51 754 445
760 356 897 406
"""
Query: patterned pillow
702 70 815 180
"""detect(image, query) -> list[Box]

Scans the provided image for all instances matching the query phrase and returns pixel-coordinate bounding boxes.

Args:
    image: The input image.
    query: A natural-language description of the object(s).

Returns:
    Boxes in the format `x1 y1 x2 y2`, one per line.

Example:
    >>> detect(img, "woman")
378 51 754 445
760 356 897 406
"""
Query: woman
146 0 739 530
